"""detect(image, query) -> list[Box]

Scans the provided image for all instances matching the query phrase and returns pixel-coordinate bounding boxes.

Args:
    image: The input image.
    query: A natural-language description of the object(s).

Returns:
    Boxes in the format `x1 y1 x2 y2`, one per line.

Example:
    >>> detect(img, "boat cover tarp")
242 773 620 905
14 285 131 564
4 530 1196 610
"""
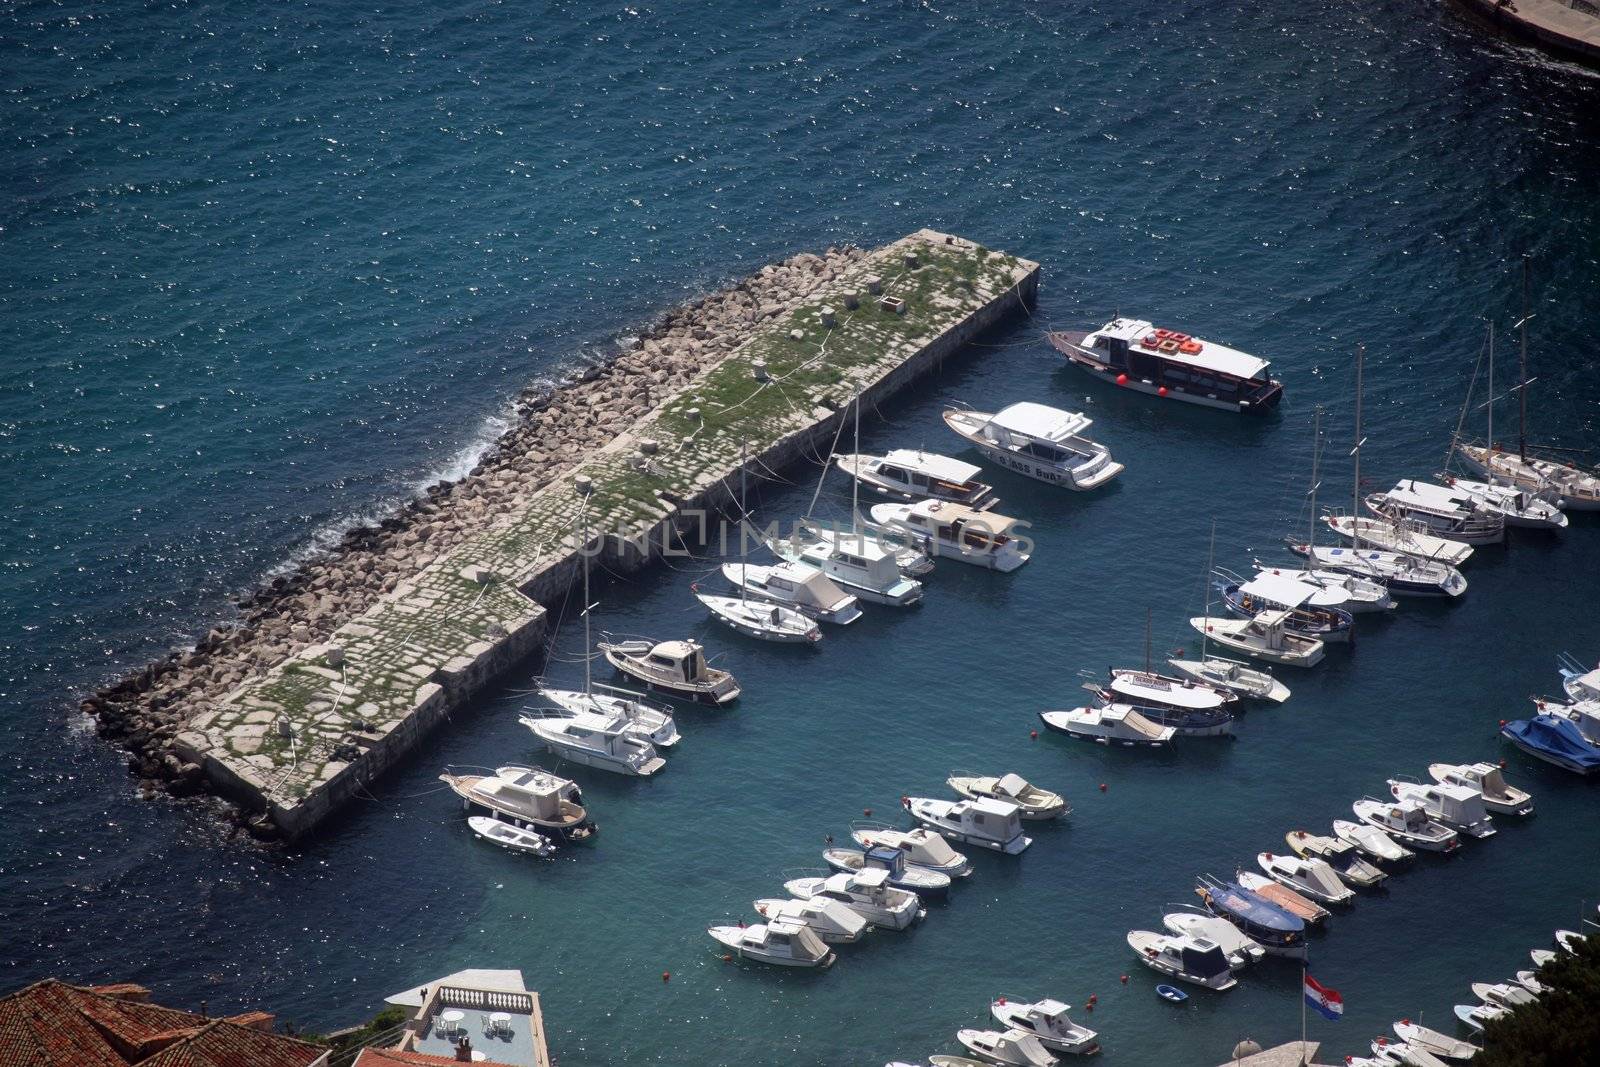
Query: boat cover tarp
1180 942 1231 979
1208 882 1303 933
1507 714 1600 770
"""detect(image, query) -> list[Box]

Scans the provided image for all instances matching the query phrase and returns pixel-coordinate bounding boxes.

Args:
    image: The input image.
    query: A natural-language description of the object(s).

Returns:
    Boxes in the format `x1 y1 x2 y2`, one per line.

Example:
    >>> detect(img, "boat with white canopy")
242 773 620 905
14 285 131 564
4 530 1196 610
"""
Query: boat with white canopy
1255 851 1354 905
1366 479 1504 545
752 896 868 944
1351 797 1458 852
1331 818 1413 863
903 796 1032 854
1285 830 1387 888
784 868 924 930
947 772 1068 820
708 920 834 968
599 637 741 705
851 823 972 878
1388 779 1495 839
538 684 680 748
822 844 951 895
1195 874 1308 958
768 525 924 606
989 998 1100 1056
1217 568 1355 643
1047 317 1284 413
1428 761 1534 816
1039 704 1176 747
1190 609 1325 667
955 1029 1059 1067
1559 651 1600 703
1105 668 1237 714
833 449 997 509
1126 931 1237 990
1162 907 1267 968
943 401 1123 490
467 815 556 857
520 707 667 777
1081 680 1233 736
439 765 594 842
1251 562 1395 613
870 500 1031 572
720 561 862 624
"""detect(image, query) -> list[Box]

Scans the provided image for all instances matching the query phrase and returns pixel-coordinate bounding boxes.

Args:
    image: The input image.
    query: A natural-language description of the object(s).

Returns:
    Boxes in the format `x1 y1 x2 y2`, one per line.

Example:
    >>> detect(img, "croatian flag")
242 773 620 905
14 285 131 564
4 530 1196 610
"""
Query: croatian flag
1304 975 1344 1021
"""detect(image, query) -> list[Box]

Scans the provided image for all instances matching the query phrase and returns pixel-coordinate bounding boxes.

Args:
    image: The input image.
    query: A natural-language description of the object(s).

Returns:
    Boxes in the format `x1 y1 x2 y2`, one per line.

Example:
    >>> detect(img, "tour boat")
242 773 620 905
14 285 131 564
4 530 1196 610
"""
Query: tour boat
537 684 681 748
1104 668 1238 713
1126 931 1237 991
1324 513 1475 566
1558 651 1600 703
955 1029 1059 1067
1251 562 1396 613
869 500 1032 572
1392 1020 1480 1061
697 590 822 643
768 526 924 606
833 449 997 509
946 772 1070 820
1288 542 1466 598
851 824 972 878
1047 318 1284 414
519 708 667 777
1038 705 1176 747
1189 610 1325 668
902 795 1032 854
599 637 741 705
1234 871 1331 924
822 844 951 895
1331 819 1413 864
1388 779 1496 839
708 920 834 968
1351 797 1458 852
1366 480 1505 545
752 896 868 944
1471 981 1536 1009
720 561 862 624
1442 475 1567 531
438 765 594 842
1167 654 1290 703
1255 852 1354 905
943 402 1123 490
1285 830 1387 888
1499 713 1600 775
1216 569 1355 644
989 998 1099 1056
1452 1002 1508 1032
466 815 556 857
783 868 924 930
1161 908 1267 969
1428 761 1533 816
1195 875 1307 958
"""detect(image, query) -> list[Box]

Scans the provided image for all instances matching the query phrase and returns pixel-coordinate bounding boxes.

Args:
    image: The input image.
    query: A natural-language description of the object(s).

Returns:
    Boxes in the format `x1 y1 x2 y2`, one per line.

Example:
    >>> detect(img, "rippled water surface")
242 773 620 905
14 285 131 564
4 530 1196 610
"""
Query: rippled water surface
4 2 1600 1063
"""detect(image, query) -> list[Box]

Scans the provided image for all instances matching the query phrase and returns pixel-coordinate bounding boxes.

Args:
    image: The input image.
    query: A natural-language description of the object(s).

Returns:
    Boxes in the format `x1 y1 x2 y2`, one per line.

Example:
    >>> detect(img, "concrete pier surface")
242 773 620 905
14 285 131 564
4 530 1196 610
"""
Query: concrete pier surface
1452 0 1600 66
170 229 1039 839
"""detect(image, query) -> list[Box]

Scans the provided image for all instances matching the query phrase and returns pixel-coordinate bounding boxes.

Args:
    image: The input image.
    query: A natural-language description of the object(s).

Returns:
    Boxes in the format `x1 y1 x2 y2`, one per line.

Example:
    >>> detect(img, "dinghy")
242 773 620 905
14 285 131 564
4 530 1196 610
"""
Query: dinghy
943 401 1123 491
1500 713 1600 776
822 845 951 895
1256 852 1355 905
1351 797 1458 852
1195 875 1307 958
1038 705 1176 747
708 920 834 968
697 590 821 643
1285 829 1387 888
439 765 594 843
1235 870 1330 924
752 896 868 944
1555 928 1588 953
954 1028 1059 1067
1529 948 1557 968
467 815 556 857
784 868 924 930
768 525 924 606
869 500 1031 572
1388 780 1495 839
1427 761 1534 816
1392 1019 1480 1061
1332 818 1414 863
902 796 1032 854
1515 970 1548 996
1126 931 1237 990
720 561 862 624
599 637 741 705
989 998 1099 1056
1162 908 1266 968
834 449 997 509
1189 609 1325 667
947 772 1070 820
520 707 667 777
851 824 972 878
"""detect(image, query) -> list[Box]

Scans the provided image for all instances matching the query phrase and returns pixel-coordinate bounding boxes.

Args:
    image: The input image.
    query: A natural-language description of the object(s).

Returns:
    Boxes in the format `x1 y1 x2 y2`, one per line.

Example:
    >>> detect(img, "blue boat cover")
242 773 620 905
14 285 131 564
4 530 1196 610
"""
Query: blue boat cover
1207 880 1304 933
1181 942 1232 979
1504 714 1600 772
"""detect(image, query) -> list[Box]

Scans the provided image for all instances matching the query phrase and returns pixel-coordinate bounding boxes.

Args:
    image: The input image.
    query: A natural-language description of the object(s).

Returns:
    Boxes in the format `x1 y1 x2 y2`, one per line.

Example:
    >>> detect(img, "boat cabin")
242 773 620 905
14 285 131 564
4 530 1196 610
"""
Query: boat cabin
1049 318 1283 412
845 449 995 507
1173 938 1232 981
761 563 854 614
647 640 712 683
746 920 827 959
863 845 910 878
896 500 1024 554
470 773 567 821
954 797 1026 843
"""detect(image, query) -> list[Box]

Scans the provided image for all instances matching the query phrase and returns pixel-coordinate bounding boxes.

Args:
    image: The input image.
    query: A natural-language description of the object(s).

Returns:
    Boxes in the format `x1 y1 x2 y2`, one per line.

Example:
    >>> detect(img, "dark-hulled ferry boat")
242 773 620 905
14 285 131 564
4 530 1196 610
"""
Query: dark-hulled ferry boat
1048 318 1284 414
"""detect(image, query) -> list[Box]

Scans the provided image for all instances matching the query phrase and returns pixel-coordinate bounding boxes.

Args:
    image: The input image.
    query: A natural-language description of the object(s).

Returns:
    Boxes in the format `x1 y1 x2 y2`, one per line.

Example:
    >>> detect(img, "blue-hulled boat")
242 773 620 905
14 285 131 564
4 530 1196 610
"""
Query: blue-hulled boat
1216 569 1355 644
1156 984 1189 1003
1501 713 1600 776
1195 875 1306 959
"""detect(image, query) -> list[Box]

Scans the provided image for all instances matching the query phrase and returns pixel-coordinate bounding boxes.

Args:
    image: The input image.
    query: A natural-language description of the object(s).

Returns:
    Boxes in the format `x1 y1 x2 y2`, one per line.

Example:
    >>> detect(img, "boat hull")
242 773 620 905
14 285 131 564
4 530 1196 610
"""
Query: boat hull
1048 331 1283 414
1038 711 1171 747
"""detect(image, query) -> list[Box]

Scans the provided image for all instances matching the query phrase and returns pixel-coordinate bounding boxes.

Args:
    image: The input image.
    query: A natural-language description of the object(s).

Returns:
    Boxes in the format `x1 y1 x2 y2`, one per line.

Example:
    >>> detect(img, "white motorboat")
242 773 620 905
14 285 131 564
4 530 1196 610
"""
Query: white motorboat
903 796 1032 854
1047 317 1284 414
869 500 1031 572
1392 1019 1480 1061
519 708 667 777
955 1028 1059 1067
720 561 862 624
1515 970 1548 996
833 449 997 509
697 590 821 643
1161 908 1266 968
752 896 868 944
1167 655 1290 703
1366 480 1505 545
768 525 924 606
1105 668 1237 713
943 401 1123 491
1331 818 1414 863
784 868 924 930
1126 930 1237 990
1530 948 1557 968
538 684 681 748
1039 705 1176 747
1388 780 1495 839
1453 1003 1507 1032
439 764 594 842
1555 928 1588 953
1560 652 1600 702
1189 610 1325 667
822 845 951 895
989 998 1099 1056
1290 542 1466 598
851 823 973 878
708 920 834 968
1252 562 1396 613
1470 981 1536 1009
1372 1039 1449 1067
1428 761 1534 816
1235 871 1330 924
1324 513 1475 565
1285 830 1387 888
1443 475 1567 530
947 772 1070 820
1256 852 1355 905
929 1059 992 1067
466 815 556 857
599 637 741 705
1352 797 1458 852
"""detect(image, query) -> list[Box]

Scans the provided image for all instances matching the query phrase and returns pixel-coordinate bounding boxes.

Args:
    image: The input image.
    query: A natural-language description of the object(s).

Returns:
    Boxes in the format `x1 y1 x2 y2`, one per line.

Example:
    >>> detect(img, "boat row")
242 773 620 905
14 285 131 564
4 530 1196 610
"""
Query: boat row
1500 653 1600 775
882 995 1100 1066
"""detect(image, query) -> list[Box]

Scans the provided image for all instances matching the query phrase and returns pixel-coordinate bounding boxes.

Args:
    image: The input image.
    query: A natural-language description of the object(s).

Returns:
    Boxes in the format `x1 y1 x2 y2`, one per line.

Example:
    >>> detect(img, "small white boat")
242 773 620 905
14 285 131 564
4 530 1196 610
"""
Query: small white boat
1126 930 1237 990
1530 948 1557 968
1251 562 1397 613
903 796 1032 854
1039 705 1176 747
1453 1002 1508 1032
1559 652 1600 703
752 896 868 944
833 449 997 509
1428 761 1534 816
1392 1019 1480 1061
1352 797 1458 852
1167 655 1291 703
708 920 834 968
1332 818 1414 863
929 1059 993 1067
1161 909 1266 968
1291 542 1467 598
989 998 1099 1056
784 868 924 930
1285 830 1387 888
1189 610 1325 667
851 824 972 878
1443 475 1567 530
822 845 951 894
1324 513 1475 566
1555 928 1588 953
721 561 862 624
1105 669 1237 713
870 500 1031 572
1471 981 1536 1009
1366 480 1505 545
943 402 1123 491
697 590 821 643
599 637 741 705
519 708 667 777
1372 1039 1449 1067
1515 970 1548 996
947 772 1069 820
1389 780 1495 839
1256 852 1355 905
466 815 556 857
768 526 924 606
955 1028 1059 1067
1235 870 1331 924
439 765 593 842
538 684 680 747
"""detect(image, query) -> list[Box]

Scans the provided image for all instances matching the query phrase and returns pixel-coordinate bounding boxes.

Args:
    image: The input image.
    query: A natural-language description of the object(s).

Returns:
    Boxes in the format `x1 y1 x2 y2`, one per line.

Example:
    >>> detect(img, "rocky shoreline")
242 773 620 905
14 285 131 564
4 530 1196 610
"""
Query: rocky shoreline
80 244 868 832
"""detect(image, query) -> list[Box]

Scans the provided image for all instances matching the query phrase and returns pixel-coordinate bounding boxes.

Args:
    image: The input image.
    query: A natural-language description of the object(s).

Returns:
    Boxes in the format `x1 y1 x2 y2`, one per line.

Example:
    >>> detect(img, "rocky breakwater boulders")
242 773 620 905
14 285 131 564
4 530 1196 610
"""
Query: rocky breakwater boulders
81 244 868 830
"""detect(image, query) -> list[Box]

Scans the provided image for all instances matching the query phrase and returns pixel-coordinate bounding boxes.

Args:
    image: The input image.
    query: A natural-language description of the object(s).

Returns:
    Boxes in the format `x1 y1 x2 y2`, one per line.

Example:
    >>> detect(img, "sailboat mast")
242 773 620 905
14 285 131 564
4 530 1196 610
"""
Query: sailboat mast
852 395 861 528
1350 345 1365 549
1518 255 1529 463
1307 405 1321 553
1144 606 1152 673
1487 321 1495 457
1202 519 1216 660
581 506 593 697
739 440 749 605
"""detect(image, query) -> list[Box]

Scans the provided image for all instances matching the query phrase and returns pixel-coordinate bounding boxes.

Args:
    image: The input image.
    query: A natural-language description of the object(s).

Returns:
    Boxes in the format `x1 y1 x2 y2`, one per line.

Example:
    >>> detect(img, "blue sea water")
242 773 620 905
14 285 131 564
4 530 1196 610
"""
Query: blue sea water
4 1 1600 1064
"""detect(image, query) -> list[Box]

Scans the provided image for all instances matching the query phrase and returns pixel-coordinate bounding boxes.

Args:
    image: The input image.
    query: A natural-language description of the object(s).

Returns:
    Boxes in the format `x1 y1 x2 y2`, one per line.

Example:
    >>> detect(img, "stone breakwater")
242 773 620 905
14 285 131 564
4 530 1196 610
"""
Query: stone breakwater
80 243 872 828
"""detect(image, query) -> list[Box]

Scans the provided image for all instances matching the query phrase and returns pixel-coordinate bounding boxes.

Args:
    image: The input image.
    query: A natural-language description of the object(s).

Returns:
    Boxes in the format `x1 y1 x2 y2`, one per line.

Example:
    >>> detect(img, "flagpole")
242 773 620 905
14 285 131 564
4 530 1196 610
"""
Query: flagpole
1300 957 1308 1066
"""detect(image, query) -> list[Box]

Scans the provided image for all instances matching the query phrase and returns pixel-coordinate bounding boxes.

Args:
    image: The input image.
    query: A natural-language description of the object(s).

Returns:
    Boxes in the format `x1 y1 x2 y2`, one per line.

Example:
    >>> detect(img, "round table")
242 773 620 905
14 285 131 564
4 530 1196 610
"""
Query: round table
489 1011 512 1033
472 1054 487 1063
440 1009 465 1033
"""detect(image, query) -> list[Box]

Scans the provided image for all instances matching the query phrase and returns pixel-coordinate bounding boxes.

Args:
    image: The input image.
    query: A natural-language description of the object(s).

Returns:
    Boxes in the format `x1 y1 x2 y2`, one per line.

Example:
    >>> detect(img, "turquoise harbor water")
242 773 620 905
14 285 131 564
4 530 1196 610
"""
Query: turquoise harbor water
5 2 1600 1064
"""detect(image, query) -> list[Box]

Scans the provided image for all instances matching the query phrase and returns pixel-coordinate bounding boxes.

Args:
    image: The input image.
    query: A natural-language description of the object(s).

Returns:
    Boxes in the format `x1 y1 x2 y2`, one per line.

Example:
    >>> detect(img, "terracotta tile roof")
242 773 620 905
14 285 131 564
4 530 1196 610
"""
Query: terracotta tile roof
138 1021 324 1067
352 1051 464 1066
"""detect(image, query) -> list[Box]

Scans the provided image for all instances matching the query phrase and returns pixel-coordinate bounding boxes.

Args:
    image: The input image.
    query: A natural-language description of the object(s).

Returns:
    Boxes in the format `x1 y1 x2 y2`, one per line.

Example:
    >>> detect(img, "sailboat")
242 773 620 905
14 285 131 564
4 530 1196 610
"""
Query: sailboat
697 444 822 643
1099 609 1237 735
1170 521 1293 701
